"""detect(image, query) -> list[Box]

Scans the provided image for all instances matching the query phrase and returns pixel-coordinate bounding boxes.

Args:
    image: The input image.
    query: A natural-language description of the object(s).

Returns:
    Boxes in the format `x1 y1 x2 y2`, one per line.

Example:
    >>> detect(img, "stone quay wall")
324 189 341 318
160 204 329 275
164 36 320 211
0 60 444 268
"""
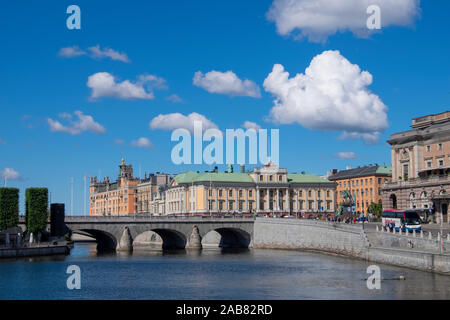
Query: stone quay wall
253 218 369 258
254 218 450 275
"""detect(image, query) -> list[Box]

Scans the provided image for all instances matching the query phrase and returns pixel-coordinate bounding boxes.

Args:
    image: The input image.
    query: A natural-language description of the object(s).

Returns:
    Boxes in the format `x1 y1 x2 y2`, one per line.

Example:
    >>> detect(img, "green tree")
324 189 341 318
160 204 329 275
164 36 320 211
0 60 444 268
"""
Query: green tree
25 188 48 235
368 202 383 220
0 188 19 230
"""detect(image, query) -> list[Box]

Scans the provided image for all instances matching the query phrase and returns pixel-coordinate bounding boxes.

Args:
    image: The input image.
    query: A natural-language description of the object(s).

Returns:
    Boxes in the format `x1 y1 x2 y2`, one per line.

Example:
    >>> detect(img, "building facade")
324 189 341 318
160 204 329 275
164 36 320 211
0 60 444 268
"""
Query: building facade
328 165 392 214
90 158 140 216
381 111 450 224
165 162 336 216
90 158 171 216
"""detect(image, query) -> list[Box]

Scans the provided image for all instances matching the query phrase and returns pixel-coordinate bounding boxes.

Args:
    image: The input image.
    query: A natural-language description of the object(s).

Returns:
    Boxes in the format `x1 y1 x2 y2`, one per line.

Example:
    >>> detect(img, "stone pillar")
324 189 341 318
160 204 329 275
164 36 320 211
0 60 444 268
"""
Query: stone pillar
313 189 317 212
235 189 238 212
276 189 280 211
245 189 248 212
225 188 229 212
186 225 202 250
215 188 218 212
256 187 260 212
296 190 299 213
117 226 133 252
266 189 270 212
420 230 424 238
286 188 290 213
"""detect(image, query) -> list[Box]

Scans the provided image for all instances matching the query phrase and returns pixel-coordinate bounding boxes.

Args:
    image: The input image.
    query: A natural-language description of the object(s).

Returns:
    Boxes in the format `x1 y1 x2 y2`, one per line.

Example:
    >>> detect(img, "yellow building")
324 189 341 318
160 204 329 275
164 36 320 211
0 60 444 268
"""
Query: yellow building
165 162 336 216
328 164 391 214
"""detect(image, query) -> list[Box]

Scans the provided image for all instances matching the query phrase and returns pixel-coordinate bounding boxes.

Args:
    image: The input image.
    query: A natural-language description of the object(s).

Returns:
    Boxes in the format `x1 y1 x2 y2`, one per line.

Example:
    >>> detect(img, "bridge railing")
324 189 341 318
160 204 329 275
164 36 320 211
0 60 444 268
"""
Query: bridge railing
64 214 256 222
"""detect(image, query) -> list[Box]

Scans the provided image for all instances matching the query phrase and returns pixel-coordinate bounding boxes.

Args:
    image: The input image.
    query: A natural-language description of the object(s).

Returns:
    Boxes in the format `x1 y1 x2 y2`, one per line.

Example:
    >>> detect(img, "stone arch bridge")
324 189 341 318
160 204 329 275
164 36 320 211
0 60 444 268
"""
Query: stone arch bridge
64 216 255 251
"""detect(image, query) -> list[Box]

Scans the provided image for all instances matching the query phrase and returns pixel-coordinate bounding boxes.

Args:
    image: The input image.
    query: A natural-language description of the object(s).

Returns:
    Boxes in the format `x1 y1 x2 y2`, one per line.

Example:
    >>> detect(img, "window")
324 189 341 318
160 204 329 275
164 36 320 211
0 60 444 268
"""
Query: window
209 189 212 196
356 180 359 186
327 190 330 197
269 175 273 181
229 190 233 197
299 190 303 197
426 145 431 152
249 190 252 197
259 175 263 181
317 190 321 197
439 159 444 167
219 189 223 197
426 160 432 168
239 190 243 197
308 190 312 197
378 178 381 184
279 175 282 181
438 143 443 151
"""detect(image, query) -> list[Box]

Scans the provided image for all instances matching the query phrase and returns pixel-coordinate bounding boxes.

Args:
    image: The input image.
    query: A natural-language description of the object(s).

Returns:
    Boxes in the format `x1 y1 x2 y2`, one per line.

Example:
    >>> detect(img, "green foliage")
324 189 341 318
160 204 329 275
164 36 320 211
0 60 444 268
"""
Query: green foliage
25 188 48 235
368 202 383 219
0 188 19 230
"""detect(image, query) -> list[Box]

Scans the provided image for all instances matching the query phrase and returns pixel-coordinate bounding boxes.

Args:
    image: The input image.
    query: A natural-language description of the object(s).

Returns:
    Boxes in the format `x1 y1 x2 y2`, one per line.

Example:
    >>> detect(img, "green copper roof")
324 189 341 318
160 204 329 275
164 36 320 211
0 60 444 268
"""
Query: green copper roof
173 171 201 184
174 171 332 184
194 172 254 183
287 174 331 184
376 165 392 175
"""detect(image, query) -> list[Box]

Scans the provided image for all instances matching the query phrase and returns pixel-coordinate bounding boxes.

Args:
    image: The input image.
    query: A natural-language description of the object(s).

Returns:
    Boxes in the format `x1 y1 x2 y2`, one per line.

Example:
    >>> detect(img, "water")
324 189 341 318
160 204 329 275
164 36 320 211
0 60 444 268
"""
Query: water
1 243 450 300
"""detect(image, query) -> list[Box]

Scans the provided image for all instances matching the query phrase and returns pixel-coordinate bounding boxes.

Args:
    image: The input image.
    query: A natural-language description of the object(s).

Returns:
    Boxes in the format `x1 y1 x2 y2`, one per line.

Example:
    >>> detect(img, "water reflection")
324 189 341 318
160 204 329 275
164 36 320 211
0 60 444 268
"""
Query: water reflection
0 242 449 300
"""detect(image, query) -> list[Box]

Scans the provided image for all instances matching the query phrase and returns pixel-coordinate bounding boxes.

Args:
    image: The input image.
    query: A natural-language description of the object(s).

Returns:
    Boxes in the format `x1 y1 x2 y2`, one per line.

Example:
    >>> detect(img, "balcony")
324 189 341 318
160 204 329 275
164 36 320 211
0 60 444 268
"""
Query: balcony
384 174 450 189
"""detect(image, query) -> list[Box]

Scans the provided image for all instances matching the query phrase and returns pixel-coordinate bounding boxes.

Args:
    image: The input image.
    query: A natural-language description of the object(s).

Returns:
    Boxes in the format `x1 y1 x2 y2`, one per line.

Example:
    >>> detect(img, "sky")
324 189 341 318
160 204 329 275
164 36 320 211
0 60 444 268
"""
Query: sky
0 0 448 214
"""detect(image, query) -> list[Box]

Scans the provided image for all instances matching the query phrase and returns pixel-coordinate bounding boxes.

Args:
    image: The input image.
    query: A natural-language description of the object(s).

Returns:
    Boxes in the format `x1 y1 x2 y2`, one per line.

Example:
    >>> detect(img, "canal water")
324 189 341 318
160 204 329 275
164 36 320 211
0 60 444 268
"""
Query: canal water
1 243 450 300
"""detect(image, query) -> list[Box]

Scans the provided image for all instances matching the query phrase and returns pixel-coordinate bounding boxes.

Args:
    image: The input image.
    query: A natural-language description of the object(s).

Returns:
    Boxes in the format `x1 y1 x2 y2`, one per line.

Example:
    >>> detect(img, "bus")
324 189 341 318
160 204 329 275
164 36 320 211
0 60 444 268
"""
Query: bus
382 209 422 232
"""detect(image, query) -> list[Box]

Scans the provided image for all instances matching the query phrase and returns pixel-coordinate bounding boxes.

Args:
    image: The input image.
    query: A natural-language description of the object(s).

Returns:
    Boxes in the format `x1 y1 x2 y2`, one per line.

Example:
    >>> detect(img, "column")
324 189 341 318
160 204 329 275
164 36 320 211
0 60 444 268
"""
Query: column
204 188 207 213
304 190 307 212
256 187 260 212
286 188 290 213
215 188 218 212
314 189 317 212
245 188 248 212
296 190 299 212
332 190 335 212
323 189 326 212
225 188 229 212
266 189 270 212
235 188 238 211
276 189 280 211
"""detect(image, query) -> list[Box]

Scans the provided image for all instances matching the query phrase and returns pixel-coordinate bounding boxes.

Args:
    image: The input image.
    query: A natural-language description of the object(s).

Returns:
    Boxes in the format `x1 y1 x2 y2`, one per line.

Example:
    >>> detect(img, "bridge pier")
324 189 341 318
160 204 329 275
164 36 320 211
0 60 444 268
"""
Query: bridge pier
186 225 202 250
117 226 133 252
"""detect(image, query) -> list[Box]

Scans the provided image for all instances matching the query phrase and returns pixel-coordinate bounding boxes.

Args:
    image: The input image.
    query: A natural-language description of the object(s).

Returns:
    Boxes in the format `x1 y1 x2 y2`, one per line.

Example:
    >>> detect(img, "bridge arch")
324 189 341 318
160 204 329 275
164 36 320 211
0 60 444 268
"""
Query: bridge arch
133 229 187 250
72 229 117 251
202 227 251 249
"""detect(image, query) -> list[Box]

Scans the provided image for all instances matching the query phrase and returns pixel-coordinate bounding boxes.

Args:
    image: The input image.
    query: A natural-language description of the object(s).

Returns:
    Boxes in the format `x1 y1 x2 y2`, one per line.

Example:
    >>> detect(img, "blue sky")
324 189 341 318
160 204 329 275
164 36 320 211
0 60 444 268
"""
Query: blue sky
0 1 448 214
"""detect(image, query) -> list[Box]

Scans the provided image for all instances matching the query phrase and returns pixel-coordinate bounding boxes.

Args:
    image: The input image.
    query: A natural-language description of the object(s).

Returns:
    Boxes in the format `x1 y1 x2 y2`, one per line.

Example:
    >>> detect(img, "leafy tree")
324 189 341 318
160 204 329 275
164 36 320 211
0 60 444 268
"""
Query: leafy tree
25 188 48 235
368 202 383 220
0 188 19 230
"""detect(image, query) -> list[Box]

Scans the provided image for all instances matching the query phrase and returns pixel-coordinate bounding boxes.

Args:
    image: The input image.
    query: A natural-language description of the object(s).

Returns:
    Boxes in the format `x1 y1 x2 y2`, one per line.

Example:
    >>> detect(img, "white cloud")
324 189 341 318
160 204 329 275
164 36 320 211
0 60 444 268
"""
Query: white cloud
1 168 21 181
336 152 357 159
263 50 388 144
87 45 130 63
0 138 6 145
131 137 154 149
242 121 261 130
266 0 420 42
166 94 183 103
87 72 159 100
150 112 218 133
193 70 261 98
47 111 106 135
58 46 86 58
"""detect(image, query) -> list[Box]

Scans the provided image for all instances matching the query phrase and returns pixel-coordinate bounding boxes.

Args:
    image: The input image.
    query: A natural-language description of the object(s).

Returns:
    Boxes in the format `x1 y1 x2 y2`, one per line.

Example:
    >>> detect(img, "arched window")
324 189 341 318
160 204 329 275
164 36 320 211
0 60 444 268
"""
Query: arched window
390 194 397 209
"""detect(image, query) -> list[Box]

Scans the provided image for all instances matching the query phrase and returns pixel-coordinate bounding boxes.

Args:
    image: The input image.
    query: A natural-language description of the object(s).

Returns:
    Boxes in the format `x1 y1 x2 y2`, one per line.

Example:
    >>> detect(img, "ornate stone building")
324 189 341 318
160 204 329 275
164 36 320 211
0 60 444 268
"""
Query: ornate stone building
90 158 171 216
90 158 140 216
165 162 336 216
381 111 450 224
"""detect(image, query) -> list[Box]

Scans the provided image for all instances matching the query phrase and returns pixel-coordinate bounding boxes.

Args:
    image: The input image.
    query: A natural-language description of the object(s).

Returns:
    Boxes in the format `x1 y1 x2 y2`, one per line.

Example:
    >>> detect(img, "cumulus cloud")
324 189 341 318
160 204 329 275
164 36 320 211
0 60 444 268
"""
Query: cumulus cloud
47 111 106 135
131 137 154 149
87 72 164 100
193 70 261 98
242 121 261 130
263 50 388 144
266 0 420 42
166 94 183 103
150 112 218 133
1 168 22 181
87 45 130 63
335 152 357 159
58 46 86 58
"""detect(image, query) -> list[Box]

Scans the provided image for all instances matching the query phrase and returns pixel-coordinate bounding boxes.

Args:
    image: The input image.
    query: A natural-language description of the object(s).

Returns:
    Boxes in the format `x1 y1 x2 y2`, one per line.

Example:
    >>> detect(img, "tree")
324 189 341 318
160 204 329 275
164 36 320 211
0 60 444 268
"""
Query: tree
0 188 19 230
25 188 48 235
368 202 383 220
